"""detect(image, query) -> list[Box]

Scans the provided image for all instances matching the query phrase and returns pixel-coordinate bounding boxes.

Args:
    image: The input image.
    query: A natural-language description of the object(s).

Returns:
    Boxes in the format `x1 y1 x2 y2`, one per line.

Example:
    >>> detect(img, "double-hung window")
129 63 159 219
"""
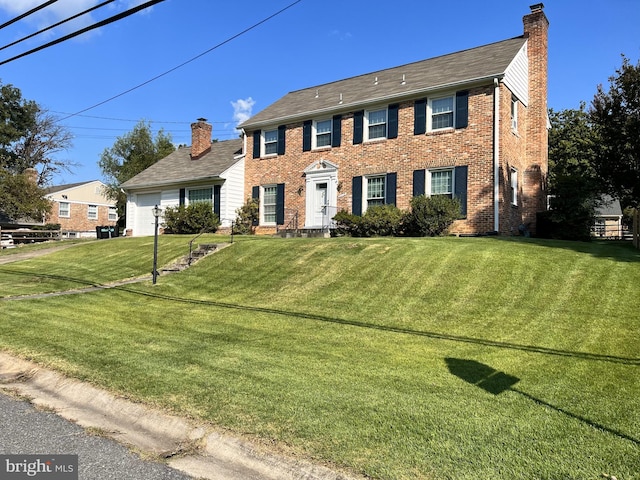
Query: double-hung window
263 129 278 156
510 168 518 206
366 176 386 208
430 96 454 131
59 202 70 218
108 207 117 221
263 185 277 224
430 169 454 198
366 108 387 140
88 204 98 220
314 119 332 148
188 187 213 205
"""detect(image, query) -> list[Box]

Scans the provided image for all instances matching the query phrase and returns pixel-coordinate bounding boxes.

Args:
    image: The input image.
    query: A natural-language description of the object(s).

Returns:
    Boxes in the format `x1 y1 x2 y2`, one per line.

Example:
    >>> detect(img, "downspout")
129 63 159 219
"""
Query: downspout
493 77 500 233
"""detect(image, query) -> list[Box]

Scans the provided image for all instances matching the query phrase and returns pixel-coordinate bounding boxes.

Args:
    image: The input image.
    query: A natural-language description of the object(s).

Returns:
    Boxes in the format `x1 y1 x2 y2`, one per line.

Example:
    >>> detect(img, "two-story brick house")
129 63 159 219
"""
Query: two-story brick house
45 180 117 238
239 4 549 236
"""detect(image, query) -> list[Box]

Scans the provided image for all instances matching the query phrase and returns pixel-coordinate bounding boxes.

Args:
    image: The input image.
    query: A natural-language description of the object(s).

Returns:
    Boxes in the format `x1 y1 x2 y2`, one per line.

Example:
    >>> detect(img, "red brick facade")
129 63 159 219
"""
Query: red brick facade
244 6 548 236
47 201 115 233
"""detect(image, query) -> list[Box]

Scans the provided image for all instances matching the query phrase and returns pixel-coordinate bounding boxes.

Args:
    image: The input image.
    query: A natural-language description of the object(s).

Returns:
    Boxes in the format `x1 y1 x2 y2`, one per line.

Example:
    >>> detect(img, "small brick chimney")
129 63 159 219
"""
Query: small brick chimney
190 118 212 159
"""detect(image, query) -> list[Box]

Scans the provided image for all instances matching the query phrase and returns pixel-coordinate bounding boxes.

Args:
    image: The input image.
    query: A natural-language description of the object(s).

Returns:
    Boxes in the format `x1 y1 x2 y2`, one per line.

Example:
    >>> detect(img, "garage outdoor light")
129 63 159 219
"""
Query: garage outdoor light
152 205 162 284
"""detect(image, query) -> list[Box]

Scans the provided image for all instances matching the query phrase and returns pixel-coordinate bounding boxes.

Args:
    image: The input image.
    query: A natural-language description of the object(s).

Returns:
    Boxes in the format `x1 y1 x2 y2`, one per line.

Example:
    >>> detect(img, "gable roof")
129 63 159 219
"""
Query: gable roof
121 138 243 190
596 195 623 217
239 36 527 129
44 180 103 195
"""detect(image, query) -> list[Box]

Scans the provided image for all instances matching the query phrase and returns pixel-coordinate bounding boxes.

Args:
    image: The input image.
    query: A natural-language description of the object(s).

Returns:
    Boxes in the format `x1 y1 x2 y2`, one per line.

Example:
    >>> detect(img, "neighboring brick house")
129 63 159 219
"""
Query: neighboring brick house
238 4 549 236
121 120 244 236
45 180 117 237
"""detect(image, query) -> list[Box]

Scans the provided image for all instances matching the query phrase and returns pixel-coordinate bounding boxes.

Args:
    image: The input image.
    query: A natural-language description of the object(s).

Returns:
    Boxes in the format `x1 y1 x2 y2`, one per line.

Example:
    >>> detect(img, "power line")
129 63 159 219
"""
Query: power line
0 0 58 31
51 111 232 124
0 0 117 53
56 0 304 122
0 0 165 67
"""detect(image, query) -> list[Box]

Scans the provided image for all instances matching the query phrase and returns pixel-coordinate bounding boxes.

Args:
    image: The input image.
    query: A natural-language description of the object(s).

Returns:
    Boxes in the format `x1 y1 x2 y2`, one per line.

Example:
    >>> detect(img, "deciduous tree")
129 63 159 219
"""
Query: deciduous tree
590 55 640 208
98 120 175 217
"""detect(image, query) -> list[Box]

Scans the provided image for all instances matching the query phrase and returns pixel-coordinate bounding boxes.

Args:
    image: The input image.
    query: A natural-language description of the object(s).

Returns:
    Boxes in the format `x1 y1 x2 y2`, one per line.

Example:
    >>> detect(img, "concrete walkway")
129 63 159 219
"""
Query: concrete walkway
0 245 361 480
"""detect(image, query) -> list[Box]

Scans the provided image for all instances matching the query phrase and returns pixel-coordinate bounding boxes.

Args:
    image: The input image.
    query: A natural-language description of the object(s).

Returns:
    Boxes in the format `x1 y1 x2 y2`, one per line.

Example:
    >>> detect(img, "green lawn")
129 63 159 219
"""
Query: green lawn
0 236 638 479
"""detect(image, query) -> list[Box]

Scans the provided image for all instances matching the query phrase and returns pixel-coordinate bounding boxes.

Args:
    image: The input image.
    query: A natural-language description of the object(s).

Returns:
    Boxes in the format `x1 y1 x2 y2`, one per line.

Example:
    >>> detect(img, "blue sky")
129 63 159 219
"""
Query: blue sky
0 0 638 185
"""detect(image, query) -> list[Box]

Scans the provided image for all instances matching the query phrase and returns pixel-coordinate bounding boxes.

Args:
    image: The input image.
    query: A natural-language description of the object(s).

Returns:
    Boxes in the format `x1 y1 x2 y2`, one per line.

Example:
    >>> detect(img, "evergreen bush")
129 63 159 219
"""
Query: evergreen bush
163 203 219 234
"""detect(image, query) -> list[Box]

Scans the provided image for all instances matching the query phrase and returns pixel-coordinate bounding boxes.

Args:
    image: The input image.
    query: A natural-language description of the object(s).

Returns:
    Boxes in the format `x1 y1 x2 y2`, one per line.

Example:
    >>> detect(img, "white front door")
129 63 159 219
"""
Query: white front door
313 182 328 227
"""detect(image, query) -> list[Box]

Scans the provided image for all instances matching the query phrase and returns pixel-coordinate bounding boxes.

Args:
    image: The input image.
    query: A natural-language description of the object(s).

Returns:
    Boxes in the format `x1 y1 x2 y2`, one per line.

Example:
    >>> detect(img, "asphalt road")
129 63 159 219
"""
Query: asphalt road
0 392 193 480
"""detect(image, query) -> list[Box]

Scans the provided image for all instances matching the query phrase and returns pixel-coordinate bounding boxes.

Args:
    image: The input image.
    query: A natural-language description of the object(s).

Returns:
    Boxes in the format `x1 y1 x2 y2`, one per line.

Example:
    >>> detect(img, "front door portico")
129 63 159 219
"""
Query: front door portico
304 160 338 230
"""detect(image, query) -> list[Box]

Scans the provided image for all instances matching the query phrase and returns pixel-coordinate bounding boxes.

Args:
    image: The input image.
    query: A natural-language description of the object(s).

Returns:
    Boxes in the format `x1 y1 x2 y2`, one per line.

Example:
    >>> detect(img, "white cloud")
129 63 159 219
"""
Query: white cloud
231 97 255 125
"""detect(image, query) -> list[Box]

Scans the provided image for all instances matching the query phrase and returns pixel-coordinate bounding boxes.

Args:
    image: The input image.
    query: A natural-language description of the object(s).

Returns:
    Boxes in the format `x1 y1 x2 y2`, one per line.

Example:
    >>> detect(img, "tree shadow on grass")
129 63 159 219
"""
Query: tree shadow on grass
445 357 639 446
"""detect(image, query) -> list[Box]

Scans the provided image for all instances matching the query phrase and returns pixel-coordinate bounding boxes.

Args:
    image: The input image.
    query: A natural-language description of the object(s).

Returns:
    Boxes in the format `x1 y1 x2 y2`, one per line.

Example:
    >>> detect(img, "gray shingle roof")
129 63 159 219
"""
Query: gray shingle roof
239 36 527 129
596 195 623 216
121 138 243 190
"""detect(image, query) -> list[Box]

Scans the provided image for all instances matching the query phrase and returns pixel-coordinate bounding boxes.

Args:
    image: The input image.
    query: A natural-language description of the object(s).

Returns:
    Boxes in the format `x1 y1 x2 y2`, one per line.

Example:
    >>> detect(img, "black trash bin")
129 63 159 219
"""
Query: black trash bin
96 226 119 239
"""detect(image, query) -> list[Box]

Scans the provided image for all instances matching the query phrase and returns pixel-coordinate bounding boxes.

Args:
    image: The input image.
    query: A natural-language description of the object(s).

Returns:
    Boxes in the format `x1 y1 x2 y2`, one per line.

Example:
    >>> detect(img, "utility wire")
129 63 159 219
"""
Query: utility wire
0 0 165 67
57 0 304 122
0 0 58 31
0 0 117 53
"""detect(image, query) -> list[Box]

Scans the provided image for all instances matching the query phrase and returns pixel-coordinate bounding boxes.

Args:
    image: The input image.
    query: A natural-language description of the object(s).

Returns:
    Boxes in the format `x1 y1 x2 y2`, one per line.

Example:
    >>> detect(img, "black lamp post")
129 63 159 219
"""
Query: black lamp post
152 205 162 284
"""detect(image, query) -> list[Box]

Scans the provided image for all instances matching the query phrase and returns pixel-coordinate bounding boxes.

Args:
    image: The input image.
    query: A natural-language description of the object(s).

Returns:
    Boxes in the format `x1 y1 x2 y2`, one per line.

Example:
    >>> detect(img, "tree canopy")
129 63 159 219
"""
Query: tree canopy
545 105 602 240
590 55 640 208
0 82 72 221
98 120 175 216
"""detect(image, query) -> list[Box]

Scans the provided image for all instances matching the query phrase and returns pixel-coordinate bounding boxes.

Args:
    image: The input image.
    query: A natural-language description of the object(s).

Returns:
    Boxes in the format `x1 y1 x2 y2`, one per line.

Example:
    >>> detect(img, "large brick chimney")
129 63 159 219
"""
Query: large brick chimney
190 118 212 159
523 3 549 228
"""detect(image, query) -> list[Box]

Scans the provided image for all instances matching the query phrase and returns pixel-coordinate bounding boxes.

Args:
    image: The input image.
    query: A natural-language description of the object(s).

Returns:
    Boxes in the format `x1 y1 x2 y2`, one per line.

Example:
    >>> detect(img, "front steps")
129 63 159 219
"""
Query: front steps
160 243 226 274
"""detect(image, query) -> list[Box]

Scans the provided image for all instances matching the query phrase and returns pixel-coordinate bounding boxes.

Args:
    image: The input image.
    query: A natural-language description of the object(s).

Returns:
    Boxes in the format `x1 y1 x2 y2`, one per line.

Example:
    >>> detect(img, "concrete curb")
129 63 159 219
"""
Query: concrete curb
0 352 362 480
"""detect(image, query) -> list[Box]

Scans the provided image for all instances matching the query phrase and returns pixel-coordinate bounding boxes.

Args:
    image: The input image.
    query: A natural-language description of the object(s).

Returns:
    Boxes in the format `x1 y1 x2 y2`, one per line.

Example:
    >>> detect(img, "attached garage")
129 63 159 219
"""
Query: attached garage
131 193 161 236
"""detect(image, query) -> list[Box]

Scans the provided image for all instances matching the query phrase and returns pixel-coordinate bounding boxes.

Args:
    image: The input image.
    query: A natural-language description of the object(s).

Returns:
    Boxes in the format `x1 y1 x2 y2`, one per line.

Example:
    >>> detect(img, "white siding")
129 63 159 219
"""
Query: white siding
219 156 245 227
503 42 529 106
161 189 180 209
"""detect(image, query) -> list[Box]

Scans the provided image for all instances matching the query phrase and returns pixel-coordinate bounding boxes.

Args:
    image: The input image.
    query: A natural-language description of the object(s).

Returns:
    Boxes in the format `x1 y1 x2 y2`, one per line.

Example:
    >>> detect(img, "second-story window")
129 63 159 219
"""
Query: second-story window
366 108 387 140
263 129 278 156
430 96 454 130
315 119 332 148
511 95 519 132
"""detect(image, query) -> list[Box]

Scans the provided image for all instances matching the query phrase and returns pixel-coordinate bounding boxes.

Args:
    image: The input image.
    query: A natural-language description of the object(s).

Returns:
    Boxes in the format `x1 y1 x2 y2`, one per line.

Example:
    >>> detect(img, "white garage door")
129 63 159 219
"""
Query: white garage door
135 193 161 236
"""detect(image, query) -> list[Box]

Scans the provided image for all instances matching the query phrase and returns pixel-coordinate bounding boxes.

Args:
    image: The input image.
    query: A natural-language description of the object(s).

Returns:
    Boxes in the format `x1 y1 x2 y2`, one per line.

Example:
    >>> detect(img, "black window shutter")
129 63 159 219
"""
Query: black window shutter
455 91 469 129
352 176 362 216
213 185 221 217
252 130 261 159
251 185 260 201
454 166 468 217
385 172 397 205
413 169 426 196
353 110 364 145
388 104 399 139
179 188 186 206
276 183 285 225
302 120 312 151
414 99 427 135
277 125 286 155
332 115 342 147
